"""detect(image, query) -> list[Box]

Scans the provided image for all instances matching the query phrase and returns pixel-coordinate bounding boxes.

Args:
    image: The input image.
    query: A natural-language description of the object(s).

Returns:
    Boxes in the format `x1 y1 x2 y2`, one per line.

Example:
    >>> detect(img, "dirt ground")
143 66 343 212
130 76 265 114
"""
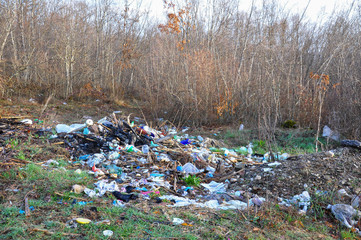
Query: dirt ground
236 148 361 199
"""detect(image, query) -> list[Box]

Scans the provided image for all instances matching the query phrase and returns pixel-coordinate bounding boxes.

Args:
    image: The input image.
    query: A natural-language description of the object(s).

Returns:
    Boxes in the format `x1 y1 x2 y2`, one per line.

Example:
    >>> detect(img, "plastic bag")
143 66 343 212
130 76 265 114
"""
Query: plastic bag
201 181 227 194
87 153 106 167
182 163 200 174
327 204 361 228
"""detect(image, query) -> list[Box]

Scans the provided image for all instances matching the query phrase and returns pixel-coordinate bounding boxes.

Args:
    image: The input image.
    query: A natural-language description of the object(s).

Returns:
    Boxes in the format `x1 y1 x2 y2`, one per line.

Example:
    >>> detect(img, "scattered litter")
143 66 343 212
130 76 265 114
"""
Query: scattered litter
268 161 281 167
72 185 85 194
75 218 92 224
352 195 360 208
325 151 335 157
182 163 200 174
201 181 227 194
337 189 350 199
5 188 19 192
280 191 311 213
322 125 340 141
112 191 138 202
55 123 86 134
87 154 106 167
103 230 113 237
19 206 34 214
84 180 120 198
41 159 59 167
21 119 33 125
113 200 126 207
250 197 265 207
327 204 361 229
95 219 111 225
172 218 185 225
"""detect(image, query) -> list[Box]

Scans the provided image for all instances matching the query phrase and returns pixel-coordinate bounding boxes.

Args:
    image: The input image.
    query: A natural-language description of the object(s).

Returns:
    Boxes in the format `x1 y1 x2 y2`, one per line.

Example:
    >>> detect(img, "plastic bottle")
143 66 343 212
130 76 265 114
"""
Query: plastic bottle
125 145 140 153
142 145 150 154
247 143 253 156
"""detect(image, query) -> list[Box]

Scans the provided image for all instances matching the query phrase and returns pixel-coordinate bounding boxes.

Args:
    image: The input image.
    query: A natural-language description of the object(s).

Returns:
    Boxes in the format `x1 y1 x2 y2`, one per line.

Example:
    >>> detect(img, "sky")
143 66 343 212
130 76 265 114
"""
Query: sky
139 0 356 22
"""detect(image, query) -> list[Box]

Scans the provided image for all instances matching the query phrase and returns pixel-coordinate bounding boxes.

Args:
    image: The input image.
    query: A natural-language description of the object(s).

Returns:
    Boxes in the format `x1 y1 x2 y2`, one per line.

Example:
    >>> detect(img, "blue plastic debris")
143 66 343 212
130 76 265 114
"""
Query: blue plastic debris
181 139 191 145
79 155 90 161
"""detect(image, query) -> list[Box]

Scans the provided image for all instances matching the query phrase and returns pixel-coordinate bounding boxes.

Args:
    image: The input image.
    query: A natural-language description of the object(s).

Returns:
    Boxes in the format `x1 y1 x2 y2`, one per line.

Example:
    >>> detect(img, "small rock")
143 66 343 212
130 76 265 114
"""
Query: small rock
255 175 262 181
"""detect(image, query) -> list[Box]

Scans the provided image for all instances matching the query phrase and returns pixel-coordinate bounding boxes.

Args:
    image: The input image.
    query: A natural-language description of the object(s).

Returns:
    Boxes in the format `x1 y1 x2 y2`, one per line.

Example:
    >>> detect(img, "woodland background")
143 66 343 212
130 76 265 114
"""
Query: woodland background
0 0 360 138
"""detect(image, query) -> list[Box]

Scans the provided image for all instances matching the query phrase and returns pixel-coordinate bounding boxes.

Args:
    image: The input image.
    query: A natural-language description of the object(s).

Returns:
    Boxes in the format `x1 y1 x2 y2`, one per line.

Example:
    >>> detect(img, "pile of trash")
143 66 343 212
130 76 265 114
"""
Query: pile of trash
1 111 360 233
51 113 260 210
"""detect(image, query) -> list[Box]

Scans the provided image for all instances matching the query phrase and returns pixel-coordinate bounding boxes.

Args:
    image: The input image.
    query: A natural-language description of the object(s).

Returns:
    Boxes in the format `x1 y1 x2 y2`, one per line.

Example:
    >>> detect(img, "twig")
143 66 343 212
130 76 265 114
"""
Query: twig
11 158 30 164
0 162 22 166
134 99 149 126
54 191 89 201
0 116 32 119
29 228 81 236
40 95 53 117
24 190 34 217
206 169 244 182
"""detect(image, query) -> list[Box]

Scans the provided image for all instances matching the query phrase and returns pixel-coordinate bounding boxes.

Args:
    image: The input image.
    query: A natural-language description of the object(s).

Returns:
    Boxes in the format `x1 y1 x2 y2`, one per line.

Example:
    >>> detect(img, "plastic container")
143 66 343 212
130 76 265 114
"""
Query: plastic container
142 145 150 154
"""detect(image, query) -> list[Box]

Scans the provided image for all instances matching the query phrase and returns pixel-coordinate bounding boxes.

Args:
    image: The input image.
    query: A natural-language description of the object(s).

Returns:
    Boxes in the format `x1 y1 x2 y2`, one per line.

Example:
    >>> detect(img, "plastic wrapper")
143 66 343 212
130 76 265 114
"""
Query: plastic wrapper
327 204 361 229
201 181 227 194
182 162 200 174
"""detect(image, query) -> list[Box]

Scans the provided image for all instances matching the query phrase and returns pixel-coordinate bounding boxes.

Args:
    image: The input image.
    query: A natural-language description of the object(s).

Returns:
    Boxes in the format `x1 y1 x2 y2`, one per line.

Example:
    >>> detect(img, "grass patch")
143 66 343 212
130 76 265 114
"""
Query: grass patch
216 128 338 155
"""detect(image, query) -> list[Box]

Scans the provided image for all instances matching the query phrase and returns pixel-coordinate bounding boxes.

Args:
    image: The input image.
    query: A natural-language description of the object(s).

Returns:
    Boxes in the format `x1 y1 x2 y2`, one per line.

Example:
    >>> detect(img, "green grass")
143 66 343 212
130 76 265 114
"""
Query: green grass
217 128 337 155
0 174 348 240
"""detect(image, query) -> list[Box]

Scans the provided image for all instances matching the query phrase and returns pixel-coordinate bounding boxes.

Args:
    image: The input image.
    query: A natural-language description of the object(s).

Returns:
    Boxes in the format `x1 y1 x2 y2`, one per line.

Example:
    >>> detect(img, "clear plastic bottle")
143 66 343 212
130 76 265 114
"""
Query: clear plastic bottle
142 145 150 154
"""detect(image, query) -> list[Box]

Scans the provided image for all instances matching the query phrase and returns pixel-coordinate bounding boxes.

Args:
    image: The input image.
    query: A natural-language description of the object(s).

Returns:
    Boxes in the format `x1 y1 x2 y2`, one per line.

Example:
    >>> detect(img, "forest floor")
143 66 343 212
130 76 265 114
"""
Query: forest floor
0 98 360 240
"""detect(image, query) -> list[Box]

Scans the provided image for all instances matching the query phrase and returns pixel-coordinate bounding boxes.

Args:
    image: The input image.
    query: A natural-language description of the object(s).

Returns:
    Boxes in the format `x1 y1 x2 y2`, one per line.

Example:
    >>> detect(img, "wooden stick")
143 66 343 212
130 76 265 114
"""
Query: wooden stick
0 116 32 119
24 190 34 217
30 228 81 236
40 95 53 116
0 162 22 166
54 191 89 201
24 196 30 217
11 158 30 164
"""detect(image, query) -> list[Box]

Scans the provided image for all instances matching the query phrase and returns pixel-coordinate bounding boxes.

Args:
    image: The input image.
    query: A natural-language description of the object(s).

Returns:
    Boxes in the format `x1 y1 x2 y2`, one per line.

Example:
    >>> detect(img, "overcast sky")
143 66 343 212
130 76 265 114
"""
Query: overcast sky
139 0 355 22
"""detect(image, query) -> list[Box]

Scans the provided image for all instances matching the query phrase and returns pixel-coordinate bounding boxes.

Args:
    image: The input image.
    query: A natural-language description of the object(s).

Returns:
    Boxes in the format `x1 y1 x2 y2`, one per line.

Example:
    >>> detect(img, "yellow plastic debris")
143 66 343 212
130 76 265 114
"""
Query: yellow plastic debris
76 218 92 224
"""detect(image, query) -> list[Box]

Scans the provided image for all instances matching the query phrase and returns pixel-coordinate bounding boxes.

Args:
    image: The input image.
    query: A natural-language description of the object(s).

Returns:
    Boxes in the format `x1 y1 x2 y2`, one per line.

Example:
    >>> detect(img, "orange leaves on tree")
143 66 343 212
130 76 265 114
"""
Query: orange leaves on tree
214 90 238 118
117 40 140 70
158 1 193 51
158 1 189 35
309 72 334 91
